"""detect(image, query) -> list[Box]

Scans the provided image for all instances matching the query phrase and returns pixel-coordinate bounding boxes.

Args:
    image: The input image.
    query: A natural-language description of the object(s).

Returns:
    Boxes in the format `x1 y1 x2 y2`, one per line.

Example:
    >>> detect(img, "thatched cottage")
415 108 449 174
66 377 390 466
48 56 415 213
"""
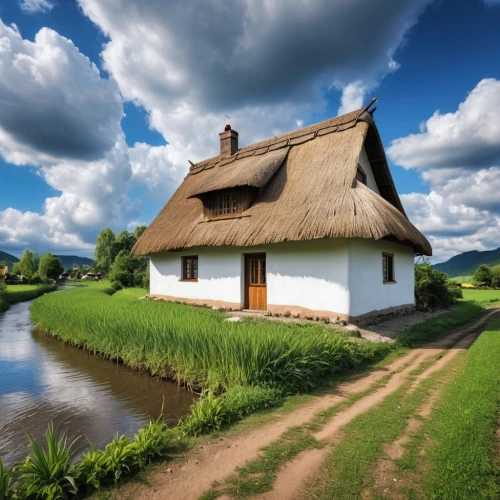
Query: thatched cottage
132 100 431 321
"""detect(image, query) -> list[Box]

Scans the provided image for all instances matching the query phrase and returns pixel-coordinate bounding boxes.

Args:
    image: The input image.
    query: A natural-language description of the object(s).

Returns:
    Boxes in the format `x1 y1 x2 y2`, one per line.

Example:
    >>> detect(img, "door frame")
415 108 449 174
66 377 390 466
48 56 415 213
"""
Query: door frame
244 252 267 310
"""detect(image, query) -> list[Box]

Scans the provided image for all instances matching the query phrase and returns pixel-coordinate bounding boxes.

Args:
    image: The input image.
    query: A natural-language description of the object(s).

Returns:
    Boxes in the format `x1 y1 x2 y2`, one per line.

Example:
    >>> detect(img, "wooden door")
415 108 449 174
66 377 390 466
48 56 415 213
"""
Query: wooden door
245 253 267 310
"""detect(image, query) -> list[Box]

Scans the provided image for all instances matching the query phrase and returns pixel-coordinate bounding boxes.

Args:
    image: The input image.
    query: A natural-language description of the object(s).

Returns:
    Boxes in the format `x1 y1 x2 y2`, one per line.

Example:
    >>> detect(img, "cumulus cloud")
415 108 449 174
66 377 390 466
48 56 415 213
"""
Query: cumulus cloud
78 0 431 144
18 0 55 14
0 21 123 165
388 79 500 170
392 80 500 263
0 21 134 254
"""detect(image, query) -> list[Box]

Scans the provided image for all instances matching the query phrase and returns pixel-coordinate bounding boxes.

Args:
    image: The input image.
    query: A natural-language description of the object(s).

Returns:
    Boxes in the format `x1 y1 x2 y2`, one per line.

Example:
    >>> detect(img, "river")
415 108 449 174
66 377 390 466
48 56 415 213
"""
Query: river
0 297 195 467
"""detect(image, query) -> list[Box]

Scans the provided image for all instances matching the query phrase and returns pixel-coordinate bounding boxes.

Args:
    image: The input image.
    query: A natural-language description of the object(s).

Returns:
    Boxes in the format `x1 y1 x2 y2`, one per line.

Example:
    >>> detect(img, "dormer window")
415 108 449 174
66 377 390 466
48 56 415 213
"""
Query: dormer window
213 191 241 217
356 166 367 185
202 187 258 221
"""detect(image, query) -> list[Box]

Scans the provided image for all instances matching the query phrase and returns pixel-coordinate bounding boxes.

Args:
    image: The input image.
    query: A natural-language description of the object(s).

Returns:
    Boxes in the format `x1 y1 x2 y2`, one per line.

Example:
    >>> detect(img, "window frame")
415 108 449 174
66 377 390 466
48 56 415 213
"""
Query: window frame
211 190 242 219
382 252 396 284
181 255 198 282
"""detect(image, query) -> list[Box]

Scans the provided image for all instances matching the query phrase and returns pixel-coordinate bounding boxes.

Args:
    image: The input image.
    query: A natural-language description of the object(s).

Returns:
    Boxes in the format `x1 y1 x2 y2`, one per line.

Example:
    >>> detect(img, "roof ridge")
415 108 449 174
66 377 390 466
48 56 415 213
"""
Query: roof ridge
189 106 374 175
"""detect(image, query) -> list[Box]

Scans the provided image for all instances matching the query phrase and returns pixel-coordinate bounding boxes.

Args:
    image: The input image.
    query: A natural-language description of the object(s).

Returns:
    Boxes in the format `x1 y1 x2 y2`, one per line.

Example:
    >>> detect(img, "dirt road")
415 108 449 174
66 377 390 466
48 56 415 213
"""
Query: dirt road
112 308 500 500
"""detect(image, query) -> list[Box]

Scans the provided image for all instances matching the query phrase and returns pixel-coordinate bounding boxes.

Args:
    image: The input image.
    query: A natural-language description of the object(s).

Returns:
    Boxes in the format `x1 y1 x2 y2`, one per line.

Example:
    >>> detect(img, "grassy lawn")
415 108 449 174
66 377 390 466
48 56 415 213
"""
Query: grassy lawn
462 288 500 305
0 284 55 313
421 318 500 499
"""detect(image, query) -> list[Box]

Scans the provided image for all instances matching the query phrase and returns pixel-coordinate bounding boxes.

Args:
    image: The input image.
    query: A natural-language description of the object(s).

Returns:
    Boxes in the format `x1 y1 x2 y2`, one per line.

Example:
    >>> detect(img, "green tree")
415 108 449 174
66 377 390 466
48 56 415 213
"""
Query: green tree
471 264 493 288
19 249 36 278
491 264 500 289
12 262 22 276
109 250 134 286
94 228 115 274
111 230 136 261
39 253 64 281
134 225 147 240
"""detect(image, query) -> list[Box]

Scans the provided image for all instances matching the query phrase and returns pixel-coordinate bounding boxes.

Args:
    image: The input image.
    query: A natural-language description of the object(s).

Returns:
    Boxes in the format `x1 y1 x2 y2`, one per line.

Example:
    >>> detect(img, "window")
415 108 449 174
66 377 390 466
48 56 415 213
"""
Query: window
182 256 198 281
213 191 241 217
382 253 395 283
356 166 367 185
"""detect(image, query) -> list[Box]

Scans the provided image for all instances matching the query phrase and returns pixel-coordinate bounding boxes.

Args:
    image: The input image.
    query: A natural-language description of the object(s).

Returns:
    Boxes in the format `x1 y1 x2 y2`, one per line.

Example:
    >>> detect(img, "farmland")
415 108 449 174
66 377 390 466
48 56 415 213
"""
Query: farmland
30 284 392 394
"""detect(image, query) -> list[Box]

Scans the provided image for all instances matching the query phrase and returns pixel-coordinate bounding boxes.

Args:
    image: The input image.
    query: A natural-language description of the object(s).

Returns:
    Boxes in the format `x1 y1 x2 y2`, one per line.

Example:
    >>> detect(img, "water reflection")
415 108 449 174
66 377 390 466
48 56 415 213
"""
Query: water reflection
0 300 194 467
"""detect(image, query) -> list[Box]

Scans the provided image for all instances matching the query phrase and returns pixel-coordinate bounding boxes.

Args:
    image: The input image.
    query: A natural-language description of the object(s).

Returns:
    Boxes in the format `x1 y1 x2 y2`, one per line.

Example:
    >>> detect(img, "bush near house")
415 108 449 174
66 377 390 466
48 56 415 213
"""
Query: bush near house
414 264 462 309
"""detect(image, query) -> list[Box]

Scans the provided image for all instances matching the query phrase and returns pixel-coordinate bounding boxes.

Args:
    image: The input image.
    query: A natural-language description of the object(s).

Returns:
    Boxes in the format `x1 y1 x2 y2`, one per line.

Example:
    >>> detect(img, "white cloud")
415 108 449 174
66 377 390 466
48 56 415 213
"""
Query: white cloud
388 79 500 170
392 80 500 263
18 0 55 14
0 21 123 165
78 0 432 151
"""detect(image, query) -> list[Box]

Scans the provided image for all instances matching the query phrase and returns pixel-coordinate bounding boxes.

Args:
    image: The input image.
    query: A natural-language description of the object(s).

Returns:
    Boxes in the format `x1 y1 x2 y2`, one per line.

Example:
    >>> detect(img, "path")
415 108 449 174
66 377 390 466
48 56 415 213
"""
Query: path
111 308 500 500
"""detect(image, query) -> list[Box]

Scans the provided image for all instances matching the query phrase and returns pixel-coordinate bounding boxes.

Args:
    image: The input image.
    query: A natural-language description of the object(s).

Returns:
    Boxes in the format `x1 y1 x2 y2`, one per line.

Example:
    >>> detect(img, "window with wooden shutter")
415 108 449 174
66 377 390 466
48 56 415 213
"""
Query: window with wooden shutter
382 253 395 283
181 256 198 281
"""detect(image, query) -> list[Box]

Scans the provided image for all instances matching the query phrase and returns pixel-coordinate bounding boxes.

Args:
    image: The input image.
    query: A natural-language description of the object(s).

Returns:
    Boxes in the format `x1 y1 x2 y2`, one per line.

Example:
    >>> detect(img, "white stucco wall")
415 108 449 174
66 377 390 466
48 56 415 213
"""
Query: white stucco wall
150 238 415 317
358 146 380 194
150 239 350 314
348 239 415 317
150 246 244 304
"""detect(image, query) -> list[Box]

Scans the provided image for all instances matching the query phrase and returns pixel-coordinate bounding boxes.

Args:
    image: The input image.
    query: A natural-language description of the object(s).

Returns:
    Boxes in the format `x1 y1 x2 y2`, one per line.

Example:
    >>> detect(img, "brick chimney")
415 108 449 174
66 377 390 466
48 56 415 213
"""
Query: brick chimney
219 124 238 157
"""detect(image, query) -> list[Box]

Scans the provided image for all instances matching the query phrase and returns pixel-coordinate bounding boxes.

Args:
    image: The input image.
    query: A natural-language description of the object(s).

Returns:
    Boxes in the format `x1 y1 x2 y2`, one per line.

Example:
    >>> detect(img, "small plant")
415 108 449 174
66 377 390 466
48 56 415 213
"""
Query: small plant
77 443 108 490
0 458 13 500
102 436 137 482
181 393 229 436
14 422 79 500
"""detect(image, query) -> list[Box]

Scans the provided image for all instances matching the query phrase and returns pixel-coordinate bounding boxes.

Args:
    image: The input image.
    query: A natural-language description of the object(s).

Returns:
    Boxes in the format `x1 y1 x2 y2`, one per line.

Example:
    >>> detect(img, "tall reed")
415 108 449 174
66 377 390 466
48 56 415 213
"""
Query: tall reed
31 287 392 393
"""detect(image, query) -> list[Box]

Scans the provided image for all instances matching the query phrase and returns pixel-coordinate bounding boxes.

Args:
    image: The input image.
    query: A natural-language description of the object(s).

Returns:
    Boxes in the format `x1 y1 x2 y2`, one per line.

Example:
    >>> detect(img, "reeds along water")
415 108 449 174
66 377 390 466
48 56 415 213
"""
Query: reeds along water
30 286 392 394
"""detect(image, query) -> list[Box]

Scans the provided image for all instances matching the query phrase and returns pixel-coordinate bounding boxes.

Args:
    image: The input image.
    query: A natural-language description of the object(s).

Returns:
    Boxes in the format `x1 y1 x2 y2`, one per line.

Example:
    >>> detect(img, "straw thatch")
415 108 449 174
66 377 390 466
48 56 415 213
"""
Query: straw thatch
132 105 432 256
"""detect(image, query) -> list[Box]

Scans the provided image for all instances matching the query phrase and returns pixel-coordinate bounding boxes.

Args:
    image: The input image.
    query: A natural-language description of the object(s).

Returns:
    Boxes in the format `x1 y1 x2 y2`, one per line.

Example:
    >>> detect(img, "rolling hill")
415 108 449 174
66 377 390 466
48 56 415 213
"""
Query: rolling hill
433 247 500 278
0 250 19 269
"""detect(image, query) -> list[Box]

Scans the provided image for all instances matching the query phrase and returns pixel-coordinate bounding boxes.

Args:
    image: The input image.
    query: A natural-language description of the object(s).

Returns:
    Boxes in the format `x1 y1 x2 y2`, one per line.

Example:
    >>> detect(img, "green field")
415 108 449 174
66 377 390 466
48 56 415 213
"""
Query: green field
461 288 500 305
30 285 392 394
0 284 55 313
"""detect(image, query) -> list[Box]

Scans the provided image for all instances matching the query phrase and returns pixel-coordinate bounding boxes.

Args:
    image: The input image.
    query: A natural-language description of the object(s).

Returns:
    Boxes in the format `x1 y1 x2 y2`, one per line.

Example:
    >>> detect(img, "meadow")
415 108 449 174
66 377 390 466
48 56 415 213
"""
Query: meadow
30 285 392 394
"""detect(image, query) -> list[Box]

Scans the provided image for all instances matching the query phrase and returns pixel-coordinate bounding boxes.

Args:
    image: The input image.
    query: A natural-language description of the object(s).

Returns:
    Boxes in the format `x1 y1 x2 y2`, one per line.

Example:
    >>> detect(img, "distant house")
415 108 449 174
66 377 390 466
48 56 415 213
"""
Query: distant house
0 266 8 282
81 272 101 281
132 101 431 322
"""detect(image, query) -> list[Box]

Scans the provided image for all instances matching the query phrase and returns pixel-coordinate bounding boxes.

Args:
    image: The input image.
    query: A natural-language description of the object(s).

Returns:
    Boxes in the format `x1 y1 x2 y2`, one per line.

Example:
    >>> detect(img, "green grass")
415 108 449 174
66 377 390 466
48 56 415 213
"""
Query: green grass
0 284 55 313
421 319 500 499
461 288 500 305
395 301 485 347
30 286 392 394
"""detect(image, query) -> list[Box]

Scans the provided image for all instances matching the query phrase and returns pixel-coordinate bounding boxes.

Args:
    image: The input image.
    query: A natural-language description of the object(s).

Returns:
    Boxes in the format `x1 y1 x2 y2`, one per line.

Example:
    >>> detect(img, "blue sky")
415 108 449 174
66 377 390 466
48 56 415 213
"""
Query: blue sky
0 0 499 262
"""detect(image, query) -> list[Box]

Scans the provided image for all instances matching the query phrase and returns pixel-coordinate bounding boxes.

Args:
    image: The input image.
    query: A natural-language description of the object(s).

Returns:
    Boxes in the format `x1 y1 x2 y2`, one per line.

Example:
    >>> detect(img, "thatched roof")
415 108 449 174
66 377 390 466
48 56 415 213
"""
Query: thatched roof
132 104 432 256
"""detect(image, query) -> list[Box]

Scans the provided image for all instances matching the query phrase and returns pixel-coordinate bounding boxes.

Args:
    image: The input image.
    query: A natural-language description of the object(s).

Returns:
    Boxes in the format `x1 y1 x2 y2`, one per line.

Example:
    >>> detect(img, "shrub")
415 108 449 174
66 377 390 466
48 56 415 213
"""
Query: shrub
415 264 455 309
0 280 6 292
446 280 463 302
14 423 79 500
134 271 146 288
30 273 43 285
471 264 493 289
110 280 124 291
110 270 131 287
